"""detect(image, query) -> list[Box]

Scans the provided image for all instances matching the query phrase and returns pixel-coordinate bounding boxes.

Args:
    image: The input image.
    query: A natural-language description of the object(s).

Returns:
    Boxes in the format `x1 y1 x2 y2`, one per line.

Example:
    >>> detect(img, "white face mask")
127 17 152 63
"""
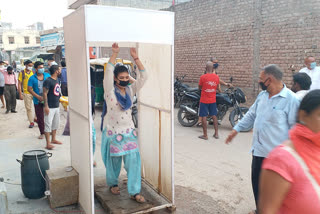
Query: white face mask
0 65 4 69
27 67 33 71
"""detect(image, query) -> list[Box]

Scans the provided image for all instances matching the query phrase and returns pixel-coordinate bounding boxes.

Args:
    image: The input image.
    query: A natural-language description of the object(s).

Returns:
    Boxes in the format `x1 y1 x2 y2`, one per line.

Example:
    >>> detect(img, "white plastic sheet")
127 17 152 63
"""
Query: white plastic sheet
64 5 174 213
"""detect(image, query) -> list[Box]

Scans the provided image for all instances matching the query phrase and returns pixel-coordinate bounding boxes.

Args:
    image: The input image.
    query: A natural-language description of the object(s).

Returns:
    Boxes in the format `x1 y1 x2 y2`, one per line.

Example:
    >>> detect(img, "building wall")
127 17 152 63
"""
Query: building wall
69 0 191 10
99 0 191 10
172 0 320 92
2 30 40 51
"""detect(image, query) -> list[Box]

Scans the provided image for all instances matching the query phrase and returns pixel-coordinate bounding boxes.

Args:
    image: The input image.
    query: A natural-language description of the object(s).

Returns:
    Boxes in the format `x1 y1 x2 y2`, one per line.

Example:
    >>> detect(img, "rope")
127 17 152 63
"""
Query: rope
35 152 48 183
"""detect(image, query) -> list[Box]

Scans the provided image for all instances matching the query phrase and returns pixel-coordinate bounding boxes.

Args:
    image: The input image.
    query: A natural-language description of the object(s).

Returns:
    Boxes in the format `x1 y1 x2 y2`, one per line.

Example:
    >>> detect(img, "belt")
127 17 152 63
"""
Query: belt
5 84 15 86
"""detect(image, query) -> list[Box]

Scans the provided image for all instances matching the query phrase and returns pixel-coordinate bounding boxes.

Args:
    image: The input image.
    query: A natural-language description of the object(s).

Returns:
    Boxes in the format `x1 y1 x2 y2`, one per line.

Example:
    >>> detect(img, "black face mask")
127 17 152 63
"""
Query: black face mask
213 63 219 69
259 78 269 90
118 80 129 87
291 83 297 93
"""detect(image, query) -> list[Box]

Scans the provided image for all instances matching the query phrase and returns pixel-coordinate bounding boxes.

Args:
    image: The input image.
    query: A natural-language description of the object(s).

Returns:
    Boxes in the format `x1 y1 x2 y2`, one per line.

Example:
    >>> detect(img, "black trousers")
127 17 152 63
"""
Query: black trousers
4 84 16 111
61 83 68 96
251 155 265 209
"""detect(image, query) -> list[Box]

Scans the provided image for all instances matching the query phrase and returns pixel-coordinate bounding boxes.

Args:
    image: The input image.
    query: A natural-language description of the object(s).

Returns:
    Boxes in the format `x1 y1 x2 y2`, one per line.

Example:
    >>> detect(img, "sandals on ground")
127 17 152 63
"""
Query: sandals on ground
110 185 120 195
196 122 202 127
131 194 145 203
198 135 208 140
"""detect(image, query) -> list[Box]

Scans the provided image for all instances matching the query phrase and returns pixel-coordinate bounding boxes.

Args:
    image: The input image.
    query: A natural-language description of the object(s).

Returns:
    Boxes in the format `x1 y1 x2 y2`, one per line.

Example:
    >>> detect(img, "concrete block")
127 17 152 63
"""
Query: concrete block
46 167 79 208
0 182 8 214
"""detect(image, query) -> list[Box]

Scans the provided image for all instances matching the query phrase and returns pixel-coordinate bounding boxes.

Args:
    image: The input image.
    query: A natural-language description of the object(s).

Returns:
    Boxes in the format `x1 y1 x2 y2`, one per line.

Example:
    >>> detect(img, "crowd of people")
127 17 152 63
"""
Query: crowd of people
1 45 148 204
0 58 68 150
197 56 320 213
1 50 320 210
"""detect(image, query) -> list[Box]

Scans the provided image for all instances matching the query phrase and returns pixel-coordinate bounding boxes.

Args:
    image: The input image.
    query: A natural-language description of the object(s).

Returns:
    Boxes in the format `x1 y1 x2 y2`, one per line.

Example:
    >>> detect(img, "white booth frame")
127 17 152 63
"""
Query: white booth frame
63 5 175 214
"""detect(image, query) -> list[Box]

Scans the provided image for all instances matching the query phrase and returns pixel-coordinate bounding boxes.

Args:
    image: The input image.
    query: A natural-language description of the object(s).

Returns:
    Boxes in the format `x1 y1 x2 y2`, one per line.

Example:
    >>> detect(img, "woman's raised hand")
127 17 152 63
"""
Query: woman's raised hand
112 43 120 53
130 48 138 59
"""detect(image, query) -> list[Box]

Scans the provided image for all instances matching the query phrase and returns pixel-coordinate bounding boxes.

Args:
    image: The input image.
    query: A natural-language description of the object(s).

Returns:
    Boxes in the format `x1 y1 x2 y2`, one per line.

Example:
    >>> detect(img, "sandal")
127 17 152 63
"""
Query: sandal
198 135 208 140
196 122 202 127
45 144 55 150
110 185 120 195
131 194 145 203
213 134 219 139
52 140 62 145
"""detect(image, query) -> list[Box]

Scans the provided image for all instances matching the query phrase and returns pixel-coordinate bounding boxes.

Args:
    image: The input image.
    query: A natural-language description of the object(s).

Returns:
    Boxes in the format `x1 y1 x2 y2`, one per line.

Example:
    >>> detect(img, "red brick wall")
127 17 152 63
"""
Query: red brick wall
170 0 320 93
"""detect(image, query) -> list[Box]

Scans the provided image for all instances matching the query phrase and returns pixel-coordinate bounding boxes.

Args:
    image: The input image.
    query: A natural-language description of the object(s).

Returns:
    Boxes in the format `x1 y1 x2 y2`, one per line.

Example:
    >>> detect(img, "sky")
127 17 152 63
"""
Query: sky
0 0 73 29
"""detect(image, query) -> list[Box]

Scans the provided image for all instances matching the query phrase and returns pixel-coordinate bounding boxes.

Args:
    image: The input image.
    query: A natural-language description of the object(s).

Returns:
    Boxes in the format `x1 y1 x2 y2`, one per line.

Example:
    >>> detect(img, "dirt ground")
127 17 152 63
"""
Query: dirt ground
0 98 256 214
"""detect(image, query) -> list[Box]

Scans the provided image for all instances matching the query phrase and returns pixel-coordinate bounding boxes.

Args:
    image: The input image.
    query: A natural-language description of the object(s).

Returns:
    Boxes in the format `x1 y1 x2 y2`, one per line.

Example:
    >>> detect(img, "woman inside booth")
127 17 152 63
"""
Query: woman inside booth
101 43 147 203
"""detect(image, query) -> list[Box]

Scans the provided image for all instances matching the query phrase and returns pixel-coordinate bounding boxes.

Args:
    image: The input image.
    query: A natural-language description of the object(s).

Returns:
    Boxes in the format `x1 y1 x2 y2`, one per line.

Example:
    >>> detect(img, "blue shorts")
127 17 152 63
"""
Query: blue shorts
199 102 217 117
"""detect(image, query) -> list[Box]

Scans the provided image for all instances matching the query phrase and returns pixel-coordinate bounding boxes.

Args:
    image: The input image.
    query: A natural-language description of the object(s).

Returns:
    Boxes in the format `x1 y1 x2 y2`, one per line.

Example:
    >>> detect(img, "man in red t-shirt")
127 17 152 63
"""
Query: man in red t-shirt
198 62 220 140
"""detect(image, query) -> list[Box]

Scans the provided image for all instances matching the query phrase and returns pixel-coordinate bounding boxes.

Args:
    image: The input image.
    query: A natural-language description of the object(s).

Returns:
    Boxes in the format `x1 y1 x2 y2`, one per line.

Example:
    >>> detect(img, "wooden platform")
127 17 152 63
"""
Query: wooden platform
94 176 171 214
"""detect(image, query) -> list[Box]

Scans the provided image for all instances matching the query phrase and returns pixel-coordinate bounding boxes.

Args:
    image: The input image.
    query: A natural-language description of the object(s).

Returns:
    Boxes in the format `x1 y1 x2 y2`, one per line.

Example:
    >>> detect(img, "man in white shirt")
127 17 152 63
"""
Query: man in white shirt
291 72 311 100
299 56 320 90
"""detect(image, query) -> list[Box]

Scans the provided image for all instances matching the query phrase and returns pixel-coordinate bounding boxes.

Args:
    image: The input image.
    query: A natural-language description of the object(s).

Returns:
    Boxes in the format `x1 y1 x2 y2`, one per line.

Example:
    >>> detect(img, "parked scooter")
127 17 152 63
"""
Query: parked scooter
177 77 252 132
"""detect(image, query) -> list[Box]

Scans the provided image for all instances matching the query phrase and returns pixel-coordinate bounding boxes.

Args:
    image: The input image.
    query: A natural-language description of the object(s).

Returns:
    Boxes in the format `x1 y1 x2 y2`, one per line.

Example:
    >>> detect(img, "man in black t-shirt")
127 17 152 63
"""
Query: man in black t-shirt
43 65 62 150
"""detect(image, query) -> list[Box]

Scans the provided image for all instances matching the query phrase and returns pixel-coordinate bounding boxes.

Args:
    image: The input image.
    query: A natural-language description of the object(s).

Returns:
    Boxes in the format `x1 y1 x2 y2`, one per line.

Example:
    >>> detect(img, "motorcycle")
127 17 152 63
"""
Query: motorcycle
177 78 252 132
174 75 198 108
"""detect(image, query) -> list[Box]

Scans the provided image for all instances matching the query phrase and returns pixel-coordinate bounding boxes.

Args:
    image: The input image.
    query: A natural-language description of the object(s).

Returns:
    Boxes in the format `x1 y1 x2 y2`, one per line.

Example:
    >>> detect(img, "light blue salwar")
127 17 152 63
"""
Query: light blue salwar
101 128 141 196
92 124 96 154
101 62 147 196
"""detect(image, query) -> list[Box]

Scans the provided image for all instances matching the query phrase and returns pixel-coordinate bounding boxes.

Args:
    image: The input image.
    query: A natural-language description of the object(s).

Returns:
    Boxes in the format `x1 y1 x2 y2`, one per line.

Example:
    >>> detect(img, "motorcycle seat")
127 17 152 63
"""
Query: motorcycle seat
185 87 199 92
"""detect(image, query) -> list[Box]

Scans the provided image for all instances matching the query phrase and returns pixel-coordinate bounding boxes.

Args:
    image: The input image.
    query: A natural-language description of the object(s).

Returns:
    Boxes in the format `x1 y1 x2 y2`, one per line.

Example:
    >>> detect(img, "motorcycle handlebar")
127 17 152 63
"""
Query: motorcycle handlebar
224 86 235 93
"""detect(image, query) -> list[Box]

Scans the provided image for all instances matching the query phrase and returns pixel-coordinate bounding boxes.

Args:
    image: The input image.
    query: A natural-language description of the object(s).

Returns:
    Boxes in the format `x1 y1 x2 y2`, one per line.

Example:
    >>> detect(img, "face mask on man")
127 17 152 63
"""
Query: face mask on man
291 83 297 93
213 63 219 69
259 78 269 91
118 79 130 87
27 66 33 71
310 62 317 70
0 65 4 69
37 68 45 74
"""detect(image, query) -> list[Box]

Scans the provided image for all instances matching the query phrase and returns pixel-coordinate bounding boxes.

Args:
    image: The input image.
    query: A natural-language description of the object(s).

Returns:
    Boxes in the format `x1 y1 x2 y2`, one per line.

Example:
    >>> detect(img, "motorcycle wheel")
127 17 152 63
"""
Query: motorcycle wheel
177 108 199 127
229 107 252 132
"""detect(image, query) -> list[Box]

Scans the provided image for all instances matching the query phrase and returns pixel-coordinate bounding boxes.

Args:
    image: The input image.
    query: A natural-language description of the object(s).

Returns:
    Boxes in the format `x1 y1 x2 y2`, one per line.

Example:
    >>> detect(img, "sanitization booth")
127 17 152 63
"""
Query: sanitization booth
63 5 175 214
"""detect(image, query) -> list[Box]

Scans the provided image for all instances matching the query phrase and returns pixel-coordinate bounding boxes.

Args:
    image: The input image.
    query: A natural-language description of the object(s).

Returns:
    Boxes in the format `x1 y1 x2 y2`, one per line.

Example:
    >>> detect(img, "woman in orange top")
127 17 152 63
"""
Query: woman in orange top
259 89 320 214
